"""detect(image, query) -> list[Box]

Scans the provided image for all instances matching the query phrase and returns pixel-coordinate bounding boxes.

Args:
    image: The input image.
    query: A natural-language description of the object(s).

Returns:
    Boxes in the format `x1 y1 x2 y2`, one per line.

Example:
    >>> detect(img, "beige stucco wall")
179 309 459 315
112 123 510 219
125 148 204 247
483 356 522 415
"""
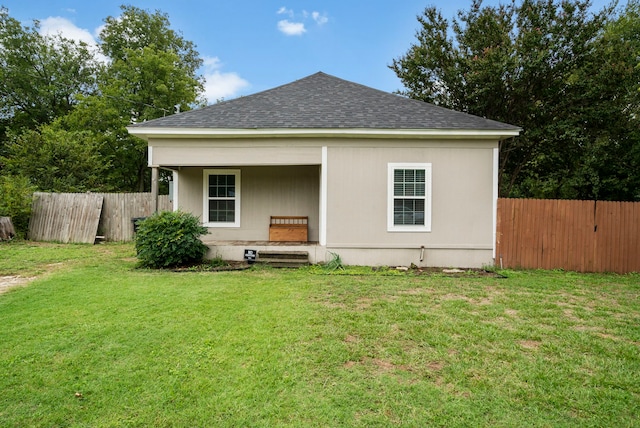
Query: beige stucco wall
150 138 322 166
174 165 320 241
152 136 498 267
325 144 495 248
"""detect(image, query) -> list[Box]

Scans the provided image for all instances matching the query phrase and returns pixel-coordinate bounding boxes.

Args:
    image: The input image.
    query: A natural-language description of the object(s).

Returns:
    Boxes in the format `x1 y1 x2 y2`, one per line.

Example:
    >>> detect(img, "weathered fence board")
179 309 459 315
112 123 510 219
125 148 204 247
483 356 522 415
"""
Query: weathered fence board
29 193 104 244
29 193 172 243
99 193 171 241
0 217 16 240
496 198 640 273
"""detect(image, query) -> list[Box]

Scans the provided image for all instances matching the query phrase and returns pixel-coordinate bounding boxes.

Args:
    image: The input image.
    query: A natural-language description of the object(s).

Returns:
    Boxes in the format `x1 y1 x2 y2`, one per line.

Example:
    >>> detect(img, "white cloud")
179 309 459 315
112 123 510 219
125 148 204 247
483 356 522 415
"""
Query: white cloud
276 8 328 36
277 7 293 17
277 19 306 36
39 16 97 46
37 16 108 63
202 56 250 103
312 11 328 26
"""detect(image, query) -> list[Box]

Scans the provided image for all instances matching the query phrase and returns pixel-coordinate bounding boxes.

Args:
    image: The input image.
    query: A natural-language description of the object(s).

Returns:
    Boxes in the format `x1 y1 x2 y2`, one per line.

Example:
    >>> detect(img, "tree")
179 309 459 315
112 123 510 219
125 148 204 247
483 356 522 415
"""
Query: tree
0 7 97 155
99 5 201 76
0 5 204 193
1 126 109 192
391 0 639 200
59 5 205 192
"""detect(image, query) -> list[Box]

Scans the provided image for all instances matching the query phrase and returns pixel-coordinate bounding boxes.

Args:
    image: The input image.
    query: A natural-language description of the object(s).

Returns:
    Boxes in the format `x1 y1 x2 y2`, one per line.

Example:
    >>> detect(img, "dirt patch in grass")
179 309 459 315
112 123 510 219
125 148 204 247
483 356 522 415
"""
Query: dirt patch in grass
343 357 414 373
0 276 34 294
0 262 65 294
426 361 445 371
398 287 436 295
519 340 542 350
370 358 411 372
344 334 359 343
355 297 375 310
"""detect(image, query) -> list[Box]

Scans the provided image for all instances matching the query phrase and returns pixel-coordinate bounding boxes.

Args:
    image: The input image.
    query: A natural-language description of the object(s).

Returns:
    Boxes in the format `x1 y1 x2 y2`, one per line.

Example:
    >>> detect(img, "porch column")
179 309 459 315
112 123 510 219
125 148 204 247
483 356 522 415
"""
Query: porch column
319 146 328 246
151 166 159 213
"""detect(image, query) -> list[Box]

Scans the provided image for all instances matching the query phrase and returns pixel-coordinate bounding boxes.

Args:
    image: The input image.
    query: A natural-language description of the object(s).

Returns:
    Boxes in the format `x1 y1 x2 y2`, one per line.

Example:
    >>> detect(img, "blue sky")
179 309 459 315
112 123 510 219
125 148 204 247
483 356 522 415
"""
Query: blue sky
2 0 619 103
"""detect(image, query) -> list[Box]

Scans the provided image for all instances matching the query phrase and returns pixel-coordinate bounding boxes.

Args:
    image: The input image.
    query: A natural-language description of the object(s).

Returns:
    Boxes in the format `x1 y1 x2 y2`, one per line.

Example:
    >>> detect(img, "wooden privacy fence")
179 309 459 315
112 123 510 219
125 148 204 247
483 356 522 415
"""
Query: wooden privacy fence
98 193 171 241
29 192 171 243
496 198 640 273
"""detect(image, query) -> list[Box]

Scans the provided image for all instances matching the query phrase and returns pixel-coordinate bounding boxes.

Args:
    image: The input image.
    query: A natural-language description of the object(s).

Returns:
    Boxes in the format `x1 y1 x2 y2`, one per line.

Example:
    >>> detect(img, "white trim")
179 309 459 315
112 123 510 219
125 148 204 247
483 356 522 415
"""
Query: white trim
387 163 432 232
147 146 153 166
172 171 179 212
329 244 493 250
320 146 328 246
128 126 521 141
492 147 499 259
202 169 241 228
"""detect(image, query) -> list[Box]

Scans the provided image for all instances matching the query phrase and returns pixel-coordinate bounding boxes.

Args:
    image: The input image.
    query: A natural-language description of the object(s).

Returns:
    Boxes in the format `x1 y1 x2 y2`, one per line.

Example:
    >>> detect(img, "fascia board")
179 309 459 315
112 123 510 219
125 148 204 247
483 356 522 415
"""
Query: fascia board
127 126 521 141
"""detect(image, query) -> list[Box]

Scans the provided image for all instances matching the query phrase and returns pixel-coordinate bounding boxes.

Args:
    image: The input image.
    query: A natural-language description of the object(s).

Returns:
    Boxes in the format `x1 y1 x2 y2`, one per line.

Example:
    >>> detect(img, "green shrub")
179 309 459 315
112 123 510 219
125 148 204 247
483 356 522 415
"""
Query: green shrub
134 210 209 268
0 174 36 239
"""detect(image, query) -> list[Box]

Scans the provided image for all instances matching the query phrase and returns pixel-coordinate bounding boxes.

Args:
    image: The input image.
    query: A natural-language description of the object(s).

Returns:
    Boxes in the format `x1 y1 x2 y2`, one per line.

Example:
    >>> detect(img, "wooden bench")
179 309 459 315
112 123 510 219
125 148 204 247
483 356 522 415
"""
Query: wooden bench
269 216 308 242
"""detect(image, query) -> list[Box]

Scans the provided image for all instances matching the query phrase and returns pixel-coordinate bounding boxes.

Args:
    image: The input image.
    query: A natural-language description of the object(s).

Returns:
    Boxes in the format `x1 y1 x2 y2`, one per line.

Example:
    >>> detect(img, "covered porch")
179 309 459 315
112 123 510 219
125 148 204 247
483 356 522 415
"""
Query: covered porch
160 162 326 260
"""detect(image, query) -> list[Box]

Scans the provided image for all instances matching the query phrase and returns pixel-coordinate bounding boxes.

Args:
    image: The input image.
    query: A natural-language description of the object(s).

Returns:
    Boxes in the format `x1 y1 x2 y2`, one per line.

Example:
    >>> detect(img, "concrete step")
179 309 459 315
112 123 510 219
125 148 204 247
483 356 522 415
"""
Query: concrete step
257 251 309 268
258 251 309 260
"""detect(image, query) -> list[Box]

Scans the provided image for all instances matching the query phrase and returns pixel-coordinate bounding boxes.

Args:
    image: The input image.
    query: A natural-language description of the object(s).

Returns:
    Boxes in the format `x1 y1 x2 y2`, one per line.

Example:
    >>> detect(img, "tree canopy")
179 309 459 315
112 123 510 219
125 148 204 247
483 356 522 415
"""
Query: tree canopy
0 7 97 152
391 0 640 201
0 5 204 193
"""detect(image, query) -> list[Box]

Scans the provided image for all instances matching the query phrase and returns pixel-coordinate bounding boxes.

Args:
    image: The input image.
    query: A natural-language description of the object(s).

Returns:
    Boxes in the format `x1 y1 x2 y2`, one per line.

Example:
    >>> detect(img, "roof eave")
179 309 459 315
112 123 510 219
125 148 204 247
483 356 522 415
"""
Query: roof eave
127 127 521 141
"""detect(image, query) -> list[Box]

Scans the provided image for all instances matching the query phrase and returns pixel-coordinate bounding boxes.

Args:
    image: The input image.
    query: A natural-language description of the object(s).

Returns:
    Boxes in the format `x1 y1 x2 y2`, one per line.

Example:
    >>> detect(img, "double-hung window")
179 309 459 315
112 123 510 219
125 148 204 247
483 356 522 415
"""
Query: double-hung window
203 169 240 227
387 163 432 232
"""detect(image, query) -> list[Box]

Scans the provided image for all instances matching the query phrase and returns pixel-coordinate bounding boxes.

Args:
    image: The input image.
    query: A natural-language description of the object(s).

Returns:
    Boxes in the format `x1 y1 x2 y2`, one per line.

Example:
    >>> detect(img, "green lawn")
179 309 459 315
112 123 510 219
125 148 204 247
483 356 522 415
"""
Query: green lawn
1 242 639 427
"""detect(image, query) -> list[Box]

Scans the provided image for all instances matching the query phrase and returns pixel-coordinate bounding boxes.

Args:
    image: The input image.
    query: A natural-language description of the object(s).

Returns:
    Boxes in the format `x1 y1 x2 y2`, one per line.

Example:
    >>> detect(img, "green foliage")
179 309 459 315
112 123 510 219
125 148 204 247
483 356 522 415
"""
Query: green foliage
0 7 97 134
207 254 229 268
391 0 640 201
0 5 203 193
134 210 209 268
99 5 203 80
0 174 35 238
324 251 345 271
55 5 205 192
1 126 110 192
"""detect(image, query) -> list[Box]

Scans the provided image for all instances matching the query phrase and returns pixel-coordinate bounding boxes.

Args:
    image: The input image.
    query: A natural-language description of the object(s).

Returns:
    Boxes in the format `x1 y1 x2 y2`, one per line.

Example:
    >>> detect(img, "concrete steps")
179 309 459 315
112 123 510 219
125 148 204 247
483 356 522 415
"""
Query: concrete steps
257 250 309 268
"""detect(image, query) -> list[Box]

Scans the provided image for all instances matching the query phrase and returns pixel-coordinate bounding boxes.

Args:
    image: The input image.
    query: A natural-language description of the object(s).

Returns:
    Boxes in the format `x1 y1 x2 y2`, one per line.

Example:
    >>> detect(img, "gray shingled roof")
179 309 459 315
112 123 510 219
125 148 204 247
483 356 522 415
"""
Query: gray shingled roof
131 72 519 131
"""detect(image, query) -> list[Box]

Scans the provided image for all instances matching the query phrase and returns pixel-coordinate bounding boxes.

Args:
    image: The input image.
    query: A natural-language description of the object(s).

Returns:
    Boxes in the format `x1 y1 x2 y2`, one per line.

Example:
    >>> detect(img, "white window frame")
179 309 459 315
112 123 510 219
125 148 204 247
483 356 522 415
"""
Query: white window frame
387 163 432 232
203 169 241 228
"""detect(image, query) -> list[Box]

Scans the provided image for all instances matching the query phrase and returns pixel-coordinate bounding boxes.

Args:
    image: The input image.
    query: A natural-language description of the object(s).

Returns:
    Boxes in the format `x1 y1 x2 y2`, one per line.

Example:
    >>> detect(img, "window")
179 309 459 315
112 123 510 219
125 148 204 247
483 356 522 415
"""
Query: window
203 169 240 227
388 163 432 232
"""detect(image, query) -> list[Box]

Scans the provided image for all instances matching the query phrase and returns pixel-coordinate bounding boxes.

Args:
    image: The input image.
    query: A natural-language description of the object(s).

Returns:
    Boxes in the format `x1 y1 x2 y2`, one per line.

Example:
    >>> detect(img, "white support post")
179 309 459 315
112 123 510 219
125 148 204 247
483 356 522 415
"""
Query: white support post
151 166 159 213
320 146 328 246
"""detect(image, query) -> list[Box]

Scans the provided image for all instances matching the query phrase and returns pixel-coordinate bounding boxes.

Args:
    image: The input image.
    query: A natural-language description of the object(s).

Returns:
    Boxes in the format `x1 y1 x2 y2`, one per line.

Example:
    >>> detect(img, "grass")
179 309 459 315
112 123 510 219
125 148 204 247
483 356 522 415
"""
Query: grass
1 241 639 427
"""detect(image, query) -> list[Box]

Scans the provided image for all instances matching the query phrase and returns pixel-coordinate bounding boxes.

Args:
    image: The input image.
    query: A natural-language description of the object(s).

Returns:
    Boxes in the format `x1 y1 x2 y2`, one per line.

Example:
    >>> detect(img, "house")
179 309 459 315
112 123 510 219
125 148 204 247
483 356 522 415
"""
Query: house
127 72 520 267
